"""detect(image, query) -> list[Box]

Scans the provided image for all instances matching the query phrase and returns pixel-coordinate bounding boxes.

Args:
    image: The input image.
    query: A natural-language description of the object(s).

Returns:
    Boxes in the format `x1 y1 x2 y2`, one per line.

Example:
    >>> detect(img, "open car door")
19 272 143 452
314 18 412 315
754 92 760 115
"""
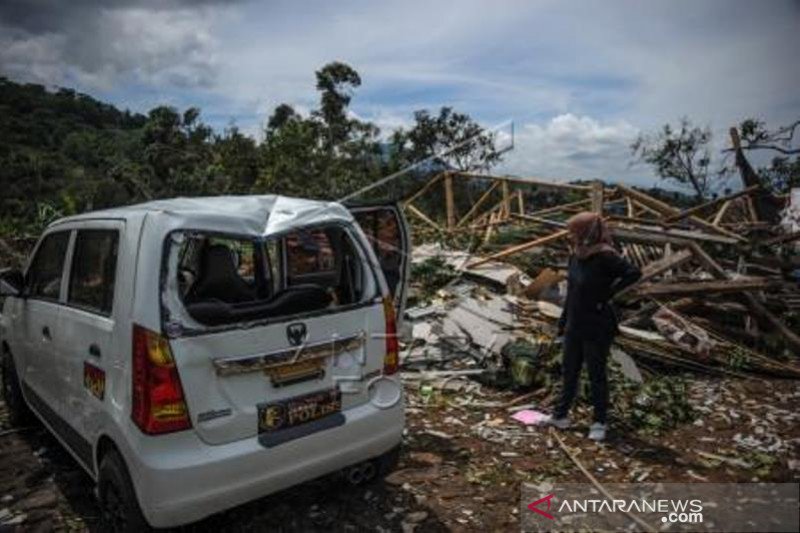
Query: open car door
347 203 410 325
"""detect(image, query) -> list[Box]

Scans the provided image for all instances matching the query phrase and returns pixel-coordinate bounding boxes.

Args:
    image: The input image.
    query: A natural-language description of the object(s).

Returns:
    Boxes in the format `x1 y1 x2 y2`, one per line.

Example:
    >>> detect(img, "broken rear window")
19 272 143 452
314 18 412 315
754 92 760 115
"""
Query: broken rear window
162 224 378 329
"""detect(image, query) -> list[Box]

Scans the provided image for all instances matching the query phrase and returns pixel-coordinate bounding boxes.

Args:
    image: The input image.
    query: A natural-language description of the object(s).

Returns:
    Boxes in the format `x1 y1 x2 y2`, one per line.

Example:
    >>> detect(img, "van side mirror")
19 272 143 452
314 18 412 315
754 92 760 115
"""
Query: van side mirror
0 268 24 297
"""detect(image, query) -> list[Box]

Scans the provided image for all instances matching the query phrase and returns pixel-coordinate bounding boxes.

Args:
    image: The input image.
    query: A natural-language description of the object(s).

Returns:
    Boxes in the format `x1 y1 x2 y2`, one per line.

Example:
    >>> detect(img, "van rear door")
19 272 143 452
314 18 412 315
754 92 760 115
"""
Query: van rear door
162 223 390 446
347 204 410 324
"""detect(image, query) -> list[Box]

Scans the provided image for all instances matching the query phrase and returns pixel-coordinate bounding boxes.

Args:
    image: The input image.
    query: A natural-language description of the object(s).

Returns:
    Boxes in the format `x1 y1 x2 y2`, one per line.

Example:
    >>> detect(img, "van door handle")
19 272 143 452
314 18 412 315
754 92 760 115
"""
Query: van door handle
42 326 51 341
89 344 101 358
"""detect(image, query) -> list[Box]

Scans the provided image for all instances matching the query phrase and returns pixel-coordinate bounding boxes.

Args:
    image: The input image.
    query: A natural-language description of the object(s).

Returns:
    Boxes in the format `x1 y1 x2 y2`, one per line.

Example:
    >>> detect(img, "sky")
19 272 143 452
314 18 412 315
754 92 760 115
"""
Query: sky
1 0 799 189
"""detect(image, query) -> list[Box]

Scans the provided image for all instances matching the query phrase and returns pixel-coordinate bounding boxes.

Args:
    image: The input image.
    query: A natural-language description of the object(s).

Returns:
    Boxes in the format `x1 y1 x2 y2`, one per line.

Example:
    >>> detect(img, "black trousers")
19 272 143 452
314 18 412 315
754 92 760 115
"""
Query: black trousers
553 334 612 424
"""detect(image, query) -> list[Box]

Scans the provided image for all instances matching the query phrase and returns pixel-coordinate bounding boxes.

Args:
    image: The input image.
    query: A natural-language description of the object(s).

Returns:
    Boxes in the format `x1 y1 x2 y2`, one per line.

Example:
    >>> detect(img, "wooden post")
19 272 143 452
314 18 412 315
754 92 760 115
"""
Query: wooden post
591 181 604 214
501 179 511 219
444 172 456 230
516 189 525 215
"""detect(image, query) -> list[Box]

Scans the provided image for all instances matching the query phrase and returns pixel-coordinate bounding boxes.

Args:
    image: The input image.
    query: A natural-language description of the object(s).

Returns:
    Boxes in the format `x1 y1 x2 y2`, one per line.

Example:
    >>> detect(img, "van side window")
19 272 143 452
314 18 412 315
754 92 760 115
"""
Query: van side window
286 229 335 276
26 231 70 300
68 230 119 315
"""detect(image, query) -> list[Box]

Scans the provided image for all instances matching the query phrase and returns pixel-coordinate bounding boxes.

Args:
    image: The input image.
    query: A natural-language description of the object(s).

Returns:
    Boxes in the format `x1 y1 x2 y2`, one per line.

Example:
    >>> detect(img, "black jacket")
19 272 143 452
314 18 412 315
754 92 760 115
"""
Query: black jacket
557 251 642 341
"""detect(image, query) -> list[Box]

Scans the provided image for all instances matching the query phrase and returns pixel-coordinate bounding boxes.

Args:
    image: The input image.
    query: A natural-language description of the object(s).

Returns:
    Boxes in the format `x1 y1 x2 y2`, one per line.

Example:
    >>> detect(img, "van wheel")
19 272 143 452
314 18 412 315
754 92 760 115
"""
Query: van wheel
98 450 149 532
1 350 33 427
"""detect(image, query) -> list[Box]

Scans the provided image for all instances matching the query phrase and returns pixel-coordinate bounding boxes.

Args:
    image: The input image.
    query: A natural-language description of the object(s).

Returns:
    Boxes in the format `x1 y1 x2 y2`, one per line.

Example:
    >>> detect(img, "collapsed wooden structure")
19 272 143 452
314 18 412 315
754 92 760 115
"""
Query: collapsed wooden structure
401 130 800 373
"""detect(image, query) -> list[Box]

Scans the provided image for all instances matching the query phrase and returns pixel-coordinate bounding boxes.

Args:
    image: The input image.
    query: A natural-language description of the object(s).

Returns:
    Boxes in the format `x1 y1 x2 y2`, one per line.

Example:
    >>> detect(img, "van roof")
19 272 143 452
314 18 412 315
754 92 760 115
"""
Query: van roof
50 195 355 237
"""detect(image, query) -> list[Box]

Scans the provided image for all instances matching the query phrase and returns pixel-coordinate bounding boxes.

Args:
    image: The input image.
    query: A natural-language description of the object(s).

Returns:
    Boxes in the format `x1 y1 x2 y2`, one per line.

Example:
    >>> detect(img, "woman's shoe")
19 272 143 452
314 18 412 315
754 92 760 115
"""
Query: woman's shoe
588 422 607 441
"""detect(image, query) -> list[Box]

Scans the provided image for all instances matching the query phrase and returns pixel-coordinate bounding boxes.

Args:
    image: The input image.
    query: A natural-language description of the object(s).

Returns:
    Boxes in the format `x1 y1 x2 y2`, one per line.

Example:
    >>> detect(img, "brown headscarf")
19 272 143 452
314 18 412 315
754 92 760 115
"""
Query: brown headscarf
566 211 617 259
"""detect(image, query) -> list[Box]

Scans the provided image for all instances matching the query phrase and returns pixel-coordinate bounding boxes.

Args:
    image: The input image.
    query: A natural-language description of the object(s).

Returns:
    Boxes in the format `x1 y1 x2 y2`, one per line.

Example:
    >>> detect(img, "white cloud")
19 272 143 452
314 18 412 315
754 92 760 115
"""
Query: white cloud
498 113 648 184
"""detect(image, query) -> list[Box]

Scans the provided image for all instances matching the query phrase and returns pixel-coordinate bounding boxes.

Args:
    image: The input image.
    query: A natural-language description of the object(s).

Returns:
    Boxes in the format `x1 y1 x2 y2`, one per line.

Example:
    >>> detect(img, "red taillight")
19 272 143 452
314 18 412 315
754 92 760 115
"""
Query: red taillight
382 297 399 375
131 324 191 435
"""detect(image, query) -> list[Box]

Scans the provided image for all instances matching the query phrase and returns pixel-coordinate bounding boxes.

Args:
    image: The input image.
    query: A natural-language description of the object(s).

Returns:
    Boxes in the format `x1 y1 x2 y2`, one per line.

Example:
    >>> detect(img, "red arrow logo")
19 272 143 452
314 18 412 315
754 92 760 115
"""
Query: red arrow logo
527 494 555 520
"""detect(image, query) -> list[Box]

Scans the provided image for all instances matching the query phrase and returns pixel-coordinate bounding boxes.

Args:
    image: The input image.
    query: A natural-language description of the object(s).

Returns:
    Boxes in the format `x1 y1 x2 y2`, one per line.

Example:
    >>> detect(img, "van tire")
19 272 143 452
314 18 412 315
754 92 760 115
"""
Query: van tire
1 350 33 427
98 449 150 532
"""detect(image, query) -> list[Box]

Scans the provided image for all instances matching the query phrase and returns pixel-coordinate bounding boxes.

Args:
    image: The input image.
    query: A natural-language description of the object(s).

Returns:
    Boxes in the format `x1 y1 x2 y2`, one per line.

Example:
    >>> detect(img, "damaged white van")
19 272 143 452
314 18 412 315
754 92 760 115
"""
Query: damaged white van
0 195 409 529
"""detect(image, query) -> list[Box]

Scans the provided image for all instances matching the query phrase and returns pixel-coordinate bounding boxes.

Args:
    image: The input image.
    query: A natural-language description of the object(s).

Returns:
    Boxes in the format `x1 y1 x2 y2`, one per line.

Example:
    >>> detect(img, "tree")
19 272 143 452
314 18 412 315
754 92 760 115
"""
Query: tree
729 118 799 193
390 107 503 172
631 118 713 201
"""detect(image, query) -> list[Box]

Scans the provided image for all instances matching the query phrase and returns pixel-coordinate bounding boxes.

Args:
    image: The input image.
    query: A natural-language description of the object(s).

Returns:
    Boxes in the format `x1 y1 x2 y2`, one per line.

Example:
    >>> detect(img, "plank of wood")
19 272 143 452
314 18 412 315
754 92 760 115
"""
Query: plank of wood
611 225 739 245
712 199 732 226
456 180 500 228
688 242 800 354
467 229 570 268
501 179 511 218
516 189 524 215
616 248 694 297
403 172 444 206
405 203 442 231
664 185 760 223
618 184 746 242
444 172 456 229
455 172 592 191
591 180 604 214
634 278 774 296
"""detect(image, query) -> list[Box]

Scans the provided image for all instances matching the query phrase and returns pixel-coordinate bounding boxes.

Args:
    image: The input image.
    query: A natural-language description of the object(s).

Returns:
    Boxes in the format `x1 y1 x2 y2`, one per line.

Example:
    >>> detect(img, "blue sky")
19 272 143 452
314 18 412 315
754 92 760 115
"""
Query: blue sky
1 0 798 189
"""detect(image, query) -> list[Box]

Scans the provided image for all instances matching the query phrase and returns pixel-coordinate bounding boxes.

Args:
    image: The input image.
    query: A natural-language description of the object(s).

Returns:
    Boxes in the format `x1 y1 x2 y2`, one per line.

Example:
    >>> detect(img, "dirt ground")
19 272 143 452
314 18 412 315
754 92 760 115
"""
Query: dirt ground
1 373 798 532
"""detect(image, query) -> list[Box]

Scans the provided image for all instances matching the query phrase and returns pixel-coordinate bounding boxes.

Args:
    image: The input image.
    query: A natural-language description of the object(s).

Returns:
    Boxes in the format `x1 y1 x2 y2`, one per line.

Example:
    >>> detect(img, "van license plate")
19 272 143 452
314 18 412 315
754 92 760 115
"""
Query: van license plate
258 388 341 434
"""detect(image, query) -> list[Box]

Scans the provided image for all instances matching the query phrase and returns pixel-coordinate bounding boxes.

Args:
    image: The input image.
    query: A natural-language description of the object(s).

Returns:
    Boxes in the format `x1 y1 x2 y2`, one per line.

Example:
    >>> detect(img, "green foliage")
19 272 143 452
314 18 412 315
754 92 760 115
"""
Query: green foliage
622 376 695 433
409 256 458 301
631 117 713 200
0 64 503 237
390 107 503 172
734 118 799 193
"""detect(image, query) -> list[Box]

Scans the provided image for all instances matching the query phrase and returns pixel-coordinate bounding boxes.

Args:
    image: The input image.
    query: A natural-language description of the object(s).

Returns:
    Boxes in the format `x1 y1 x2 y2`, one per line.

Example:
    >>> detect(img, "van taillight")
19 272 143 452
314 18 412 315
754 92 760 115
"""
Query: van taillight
131 324 191 435
382 297 399 375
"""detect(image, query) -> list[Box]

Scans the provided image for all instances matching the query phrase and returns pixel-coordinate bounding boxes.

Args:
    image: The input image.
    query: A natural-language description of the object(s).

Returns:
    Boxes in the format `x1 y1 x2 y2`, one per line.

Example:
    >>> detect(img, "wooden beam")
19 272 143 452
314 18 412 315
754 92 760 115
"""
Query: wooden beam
511 213 567 228
712 200 732 226
403 172 444 206
444 172 456 229
405 203 442 231
454 172 592 192
634 278 775 297
467 230 569 268
611 224 740 245
516 189 525 215
456 180 500 228
688 242 800 353
618 184 746 242
664 185 760 223
591 180 605 214
617 248 694 297
501 179 511 218
524 198 592 218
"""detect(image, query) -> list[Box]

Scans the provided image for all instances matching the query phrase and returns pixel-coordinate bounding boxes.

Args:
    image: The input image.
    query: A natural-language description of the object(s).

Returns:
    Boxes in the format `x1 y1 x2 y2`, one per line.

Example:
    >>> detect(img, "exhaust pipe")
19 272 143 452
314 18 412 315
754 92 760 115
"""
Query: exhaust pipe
345 460 377 486
346 464 364 485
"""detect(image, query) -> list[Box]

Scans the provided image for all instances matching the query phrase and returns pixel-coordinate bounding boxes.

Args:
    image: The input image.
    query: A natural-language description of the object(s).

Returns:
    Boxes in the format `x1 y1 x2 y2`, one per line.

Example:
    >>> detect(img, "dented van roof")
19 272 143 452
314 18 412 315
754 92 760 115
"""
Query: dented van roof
50 195 355 236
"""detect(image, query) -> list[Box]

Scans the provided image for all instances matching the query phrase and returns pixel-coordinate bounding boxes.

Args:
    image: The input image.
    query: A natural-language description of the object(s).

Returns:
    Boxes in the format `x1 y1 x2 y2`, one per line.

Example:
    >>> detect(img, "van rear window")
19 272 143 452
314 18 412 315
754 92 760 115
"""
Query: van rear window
164 224 377 328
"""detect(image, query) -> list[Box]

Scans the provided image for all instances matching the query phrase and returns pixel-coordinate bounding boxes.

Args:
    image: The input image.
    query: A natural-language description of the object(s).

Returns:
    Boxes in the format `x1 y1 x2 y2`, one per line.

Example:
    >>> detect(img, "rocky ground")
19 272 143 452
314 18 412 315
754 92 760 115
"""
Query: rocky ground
1 371 798 532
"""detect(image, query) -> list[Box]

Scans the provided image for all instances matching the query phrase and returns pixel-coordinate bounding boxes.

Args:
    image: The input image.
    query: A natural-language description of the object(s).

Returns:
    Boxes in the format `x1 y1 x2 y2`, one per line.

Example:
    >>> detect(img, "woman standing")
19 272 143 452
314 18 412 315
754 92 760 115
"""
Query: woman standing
548 212 641 441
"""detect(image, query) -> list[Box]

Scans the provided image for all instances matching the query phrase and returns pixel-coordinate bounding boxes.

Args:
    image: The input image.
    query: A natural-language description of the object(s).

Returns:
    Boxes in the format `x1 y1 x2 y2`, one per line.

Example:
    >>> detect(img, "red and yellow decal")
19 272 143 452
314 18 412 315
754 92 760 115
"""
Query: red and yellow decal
83 362 106 400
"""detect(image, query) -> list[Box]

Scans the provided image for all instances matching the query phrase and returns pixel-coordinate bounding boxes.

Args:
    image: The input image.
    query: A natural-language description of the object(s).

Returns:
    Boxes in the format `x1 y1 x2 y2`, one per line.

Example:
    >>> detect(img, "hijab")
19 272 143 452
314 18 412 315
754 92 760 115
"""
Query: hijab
566 211 617 259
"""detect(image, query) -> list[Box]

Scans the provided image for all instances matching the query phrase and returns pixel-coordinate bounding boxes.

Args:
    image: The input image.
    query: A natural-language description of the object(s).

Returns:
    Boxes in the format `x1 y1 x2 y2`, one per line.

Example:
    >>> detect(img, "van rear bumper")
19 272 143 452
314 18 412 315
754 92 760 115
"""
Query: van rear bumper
128 398 404 528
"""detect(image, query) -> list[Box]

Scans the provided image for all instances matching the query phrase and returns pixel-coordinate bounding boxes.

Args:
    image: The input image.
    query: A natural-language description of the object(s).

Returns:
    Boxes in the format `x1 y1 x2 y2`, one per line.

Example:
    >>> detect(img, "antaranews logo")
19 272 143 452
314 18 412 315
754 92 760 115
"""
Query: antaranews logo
527 494 555 520
526 491 704 525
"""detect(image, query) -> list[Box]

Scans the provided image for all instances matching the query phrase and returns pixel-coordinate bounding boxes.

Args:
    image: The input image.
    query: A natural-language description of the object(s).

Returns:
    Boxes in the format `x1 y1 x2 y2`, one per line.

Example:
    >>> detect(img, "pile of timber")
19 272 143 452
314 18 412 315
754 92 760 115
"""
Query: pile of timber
401 156 798 376
464 181 799 373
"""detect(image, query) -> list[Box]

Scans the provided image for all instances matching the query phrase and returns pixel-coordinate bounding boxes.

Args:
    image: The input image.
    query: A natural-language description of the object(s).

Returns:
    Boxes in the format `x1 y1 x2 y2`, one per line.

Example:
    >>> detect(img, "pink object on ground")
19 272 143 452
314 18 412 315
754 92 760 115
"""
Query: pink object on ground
511 409 549 425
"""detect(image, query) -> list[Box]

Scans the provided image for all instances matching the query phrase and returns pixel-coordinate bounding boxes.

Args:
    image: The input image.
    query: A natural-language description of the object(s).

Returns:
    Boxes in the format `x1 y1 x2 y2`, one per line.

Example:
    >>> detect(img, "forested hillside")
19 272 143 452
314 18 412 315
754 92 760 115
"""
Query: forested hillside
0 63 501 237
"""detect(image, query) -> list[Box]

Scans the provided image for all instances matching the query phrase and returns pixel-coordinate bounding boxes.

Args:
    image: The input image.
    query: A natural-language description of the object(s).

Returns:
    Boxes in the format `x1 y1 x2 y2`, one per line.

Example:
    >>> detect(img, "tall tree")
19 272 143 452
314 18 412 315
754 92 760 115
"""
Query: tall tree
631 118 713 201
728 118 799 193
390 107 503 172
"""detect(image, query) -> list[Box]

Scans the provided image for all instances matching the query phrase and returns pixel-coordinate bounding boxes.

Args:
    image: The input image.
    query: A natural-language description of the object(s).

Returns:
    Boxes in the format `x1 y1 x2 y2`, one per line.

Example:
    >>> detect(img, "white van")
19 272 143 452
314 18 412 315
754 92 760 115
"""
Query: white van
0 195 409 529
